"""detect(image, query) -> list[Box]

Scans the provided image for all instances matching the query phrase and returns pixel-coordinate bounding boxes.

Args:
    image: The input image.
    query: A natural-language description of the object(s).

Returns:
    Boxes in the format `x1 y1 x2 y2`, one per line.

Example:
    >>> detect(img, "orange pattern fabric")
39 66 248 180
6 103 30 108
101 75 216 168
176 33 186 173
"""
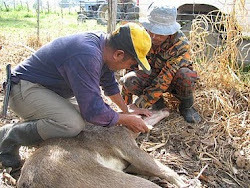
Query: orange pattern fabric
122 31 194 108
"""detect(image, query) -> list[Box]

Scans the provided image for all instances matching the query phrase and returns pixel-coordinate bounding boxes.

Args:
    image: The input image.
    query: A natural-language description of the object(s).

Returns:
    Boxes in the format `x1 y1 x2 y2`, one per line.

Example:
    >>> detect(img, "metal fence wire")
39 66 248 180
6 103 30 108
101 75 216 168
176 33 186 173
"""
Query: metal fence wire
1 0 249 65
79 0 249 65
76 0 139 25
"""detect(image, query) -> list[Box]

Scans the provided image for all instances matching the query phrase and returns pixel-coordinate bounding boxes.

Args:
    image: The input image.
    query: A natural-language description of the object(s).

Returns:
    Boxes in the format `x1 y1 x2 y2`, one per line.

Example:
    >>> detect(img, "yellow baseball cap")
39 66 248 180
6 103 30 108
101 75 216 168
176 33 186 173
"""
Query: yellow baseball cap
111 23 152 74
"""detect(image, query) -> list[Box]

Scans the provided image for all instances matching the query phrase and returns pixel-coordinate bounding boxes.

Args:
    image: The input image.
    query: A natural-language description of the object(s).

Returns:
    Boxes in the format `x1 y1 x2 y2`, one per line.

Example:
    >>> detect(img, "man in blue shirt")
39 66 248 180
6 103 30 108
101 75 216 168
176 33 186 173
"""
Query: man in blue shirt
0 23 152 168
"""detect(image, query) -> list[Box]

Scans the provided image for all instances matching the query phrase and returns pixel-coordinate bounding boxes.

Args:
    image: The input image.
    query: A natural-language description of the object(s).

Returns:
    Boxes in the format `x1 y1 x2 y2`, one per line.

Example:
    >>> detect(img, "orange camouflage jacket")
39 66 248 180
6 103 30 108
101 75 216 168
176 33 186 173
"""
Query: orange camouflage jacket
128 31 193 108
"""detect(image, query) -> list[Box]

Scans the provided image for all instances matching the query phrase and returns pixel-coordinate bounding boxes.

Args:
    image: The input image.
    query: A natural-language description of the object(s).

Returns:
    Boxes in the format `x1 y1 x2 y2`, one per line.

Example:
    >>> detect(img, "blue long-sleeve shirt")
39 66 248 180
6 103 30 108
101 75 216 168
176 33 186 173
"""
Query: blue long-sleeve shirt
11 31 120 127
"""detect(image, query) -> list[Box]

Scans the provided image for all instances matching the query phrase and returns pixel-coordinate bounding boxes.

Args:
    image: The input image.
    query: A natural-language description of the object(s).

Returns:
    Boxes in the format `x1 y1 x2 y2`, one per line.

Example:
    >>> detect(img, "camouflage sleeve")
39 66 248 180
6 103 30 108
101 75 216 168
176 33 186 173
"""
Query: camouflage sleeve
121 68 139 105
121 85 133 105
135 38 192 108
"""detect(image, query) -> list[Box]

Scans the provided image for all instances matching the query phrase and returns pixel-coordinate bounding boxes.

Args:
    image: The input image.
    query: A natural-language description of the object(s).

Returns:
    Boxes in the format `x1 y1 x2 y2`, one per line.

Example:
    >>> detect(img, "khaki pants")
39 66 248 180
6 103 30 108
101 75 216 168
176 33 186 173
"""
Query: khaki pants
9 80 86 140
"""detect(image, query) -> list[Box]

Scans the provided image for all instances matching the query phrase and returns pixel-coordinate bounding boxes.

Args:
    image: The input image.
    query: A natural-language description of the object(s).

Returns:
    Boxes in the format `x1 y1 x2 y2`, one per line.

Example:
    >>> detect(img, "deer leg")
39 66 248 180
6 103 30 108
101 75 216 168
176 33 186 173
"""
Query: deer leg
123 147 188 188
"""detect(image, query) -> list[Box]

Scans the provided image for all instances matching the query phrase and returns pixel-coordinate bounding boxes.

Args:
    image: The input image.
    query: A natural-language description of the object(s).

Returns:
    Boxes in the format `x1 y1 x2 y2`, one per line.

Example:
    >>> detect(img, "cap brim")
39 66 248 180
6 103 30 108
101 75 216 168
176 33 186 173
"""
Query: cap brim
136 56 151 75
140 18 181 36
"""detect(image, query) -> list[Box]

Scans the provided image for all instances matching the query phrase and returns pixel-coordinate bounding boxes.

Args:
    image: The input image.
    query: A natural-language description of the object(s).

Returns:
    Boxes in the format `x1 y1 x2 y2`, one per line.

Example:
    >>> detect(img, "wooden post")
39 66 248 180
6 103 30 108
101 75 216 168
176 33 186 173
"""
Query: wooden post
61 6 63 19
26 1 29 12
37 0 40 43
47 1 50 13
107 0 117 33
3 2 9 11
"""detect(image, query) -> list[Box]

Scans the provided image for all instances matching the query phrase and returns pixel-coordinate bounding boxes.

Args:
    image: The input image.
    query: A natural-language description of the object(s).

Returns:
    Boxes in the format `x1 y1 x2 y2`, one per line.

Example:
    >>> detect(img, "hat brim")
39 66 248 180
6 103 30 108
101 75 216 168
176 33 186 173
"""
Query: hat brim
140 18 181 36
136 56 151 75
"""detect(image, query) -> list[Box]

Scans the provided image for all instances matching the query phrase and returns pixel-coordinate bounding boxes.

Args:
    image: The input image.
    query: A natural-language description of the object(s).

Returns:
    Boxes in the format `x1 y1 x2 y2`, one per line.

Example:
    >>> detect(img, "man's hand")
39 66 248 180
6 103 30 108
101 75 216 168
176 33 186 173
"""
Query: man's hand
128 104 152 117
117 114 149 133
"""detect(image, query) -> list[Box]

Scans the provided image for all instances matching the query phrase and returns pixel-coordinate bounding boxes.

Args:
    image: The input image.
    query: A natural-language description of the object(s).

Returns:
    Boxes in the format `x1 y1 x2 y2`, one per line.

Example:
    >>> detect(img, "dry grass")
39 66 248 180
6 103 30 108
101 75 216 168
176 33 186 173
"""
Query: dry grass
177 1 249 186
190 0 249 157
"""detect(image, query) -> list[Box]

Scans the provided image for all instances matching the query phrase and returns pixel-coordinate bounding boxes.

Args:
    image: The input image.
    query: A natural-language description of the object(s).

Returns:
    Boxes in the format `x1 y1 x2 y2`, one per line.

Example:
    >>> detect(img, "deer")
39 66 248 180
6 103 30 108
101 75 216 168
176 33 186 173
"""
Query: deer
17 109 190 188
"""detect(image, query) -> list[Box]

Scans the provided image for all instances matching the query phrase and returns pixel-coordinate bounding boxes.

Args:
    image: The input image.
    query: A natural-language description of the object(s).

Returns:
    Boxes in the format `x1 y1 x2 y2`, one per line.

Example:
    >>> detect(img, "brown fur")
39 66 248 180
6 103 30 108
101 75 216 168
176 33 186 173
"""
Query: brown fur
17 110 188 188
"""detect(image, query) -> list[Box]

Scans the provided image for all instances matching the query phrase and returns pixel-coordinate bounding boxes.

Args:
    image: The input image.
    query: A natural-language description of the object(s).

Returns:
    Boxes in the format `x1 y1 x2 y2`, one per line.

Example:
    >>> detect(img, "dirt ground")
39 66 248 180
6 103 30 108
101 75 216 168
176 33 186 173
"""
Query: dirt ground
0 93 249 188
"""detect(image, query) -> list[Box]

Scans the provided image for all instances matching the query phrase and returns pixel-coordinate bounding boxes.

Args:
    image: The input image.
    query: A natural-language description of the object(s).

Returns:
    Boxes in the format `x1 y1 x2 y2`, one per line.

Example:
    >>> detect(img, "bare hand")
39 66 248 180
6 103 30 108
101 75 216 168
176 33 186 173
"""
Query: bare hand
118 114 149 133
128 104 152 117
